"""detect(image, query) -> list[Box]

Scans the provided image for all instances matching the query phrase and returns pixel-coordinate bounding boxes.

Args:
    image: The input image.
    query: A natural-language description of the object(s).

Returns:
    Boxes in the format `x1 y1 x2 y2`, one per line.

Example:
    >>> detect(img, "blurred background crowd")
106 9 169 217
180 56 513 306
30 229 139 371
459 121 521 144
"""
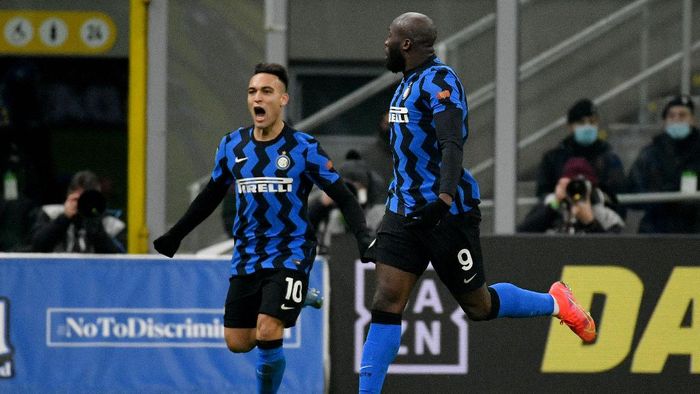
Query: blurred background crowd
0 0 699 254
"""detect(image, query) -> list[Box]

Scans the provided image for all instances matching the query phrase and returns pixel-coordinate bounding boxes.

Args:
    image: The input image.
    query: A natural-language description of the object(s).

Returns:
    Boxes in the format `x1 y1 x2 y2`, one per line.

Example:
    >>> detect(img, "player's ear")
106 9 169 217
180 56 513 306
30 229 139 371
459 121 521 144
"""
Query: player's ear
280 92 289 107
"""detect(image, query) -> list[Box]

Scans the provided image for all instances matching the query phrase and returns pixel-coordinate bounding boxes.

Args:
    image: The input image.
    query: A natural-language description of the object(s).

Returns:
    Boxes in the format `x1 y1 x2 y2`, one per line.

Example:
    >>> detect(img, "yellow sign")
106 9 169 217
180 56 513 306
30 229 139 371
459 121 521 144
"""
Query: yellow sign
0 11 116 55
541 266 700 374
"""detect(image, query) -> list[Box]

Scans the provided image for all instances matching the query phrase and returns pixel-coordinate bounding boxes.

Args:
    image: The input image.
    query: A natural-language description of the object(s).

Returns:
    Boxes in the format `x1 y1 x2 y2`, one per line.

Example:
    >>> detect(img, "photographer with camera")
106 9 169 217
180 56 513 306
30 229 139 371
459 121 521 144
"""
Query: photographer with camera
30 170 125 253
518 158 624 234
535 99 626 217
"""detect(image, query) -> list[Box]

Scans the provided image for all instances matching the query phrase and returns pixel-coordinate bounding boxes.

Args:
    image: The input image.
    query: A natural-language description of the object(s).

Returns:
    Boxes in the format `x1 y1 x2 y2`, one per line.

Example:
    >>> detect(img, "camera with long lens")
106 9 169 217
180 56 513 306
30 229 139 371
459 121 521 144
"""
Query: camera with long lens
565 175 592 203
77 189 106 218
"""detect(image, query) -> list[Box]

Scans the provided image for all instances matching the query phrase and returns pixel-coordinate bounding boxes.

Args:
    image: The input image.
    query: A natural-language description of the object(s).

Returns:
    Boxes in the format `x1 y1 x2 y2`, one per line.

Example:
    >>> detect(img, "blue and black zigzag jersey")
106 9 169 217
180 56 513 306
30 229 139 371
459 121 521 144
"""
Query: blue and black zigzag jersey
211 124 340 276
387 55 481 216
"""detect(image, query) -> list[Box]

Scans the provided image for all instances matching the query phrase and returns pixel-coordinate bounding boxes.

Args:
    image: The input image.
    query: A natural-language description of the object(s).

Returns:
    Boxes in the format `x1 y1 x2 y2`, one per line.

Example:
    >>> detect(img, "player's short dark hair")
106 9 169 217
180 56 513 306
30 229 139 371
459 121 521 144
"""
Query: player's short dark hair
68 170 100 193
254 63 288 91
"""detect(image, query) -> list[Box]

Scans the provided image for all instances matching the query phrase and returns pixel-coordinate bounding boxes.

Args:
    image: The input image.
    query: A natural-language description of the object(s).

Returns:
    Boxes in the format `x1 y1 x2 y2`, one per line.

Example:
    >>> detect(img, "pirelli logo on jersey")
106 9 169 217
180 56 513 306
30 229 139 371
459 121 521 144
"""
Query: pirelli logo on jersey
389 106 409 124
236 177 293 194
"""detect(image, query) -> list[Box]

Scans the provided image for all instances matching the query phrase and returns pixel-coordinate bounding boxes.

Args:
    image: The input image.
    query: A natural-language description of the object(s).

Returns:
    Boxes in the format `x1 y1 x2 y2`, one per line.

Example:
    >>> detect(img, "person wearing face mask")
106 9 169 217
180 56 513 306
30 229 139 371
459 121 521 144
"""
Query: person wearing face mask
628 94 700 233
535 99 626 206
518 158 625 234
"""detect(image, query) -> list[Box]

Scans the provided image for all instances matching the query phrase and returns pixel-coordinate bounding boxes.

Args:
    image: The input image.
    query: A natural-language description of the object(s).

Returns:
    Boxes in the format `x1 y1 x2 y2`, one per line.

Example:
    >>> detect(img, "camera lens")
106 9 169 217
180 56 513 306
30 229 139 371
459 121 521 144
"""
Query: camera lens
77 189 106 218
566 177 589 202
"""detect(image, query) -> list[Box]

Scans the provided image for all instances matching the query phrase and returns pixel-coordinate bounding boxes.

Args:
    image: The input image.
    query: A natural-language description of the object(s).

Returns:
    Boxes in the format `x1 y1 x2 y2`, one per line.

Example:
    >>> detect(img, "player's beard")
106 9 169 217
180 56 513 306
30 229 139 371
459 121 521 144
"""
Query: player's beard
385 43 405 73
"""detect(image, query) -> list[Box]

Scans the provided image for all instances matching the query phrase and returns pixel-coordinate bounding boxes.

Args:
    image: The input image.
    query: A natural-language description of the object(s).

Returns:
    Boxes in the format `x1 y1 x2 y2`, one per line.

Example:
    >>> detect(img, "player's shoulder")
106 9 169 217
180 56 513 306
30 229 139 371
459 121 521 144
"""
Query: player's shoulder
424 62 459 81
220 126 251 145
289 128 319 147
417 62 461 95
420 56 452 72
428 61 454 72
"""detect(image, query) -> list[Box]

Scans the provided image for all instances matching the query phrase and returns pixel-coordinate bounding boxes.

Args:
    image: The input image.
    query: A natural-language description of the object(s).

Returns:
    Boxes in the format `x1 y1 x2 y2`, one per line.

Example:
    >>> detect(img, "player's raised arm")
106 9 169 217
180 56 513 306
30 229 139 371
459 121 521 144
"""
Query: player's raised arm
154 135 234 257
153 177 229 257
303 137 372 261
322 179 373 260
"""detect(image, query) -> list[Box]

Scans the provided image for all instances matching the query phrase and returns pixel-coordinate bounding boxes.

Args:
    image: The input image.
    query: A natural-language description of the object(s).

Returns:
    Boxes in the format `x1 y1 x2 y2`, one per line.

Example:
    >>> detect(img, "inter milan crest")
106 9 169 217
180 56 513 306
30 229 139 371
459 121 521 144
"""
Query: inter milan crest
276 152 291 170
402 82 412 99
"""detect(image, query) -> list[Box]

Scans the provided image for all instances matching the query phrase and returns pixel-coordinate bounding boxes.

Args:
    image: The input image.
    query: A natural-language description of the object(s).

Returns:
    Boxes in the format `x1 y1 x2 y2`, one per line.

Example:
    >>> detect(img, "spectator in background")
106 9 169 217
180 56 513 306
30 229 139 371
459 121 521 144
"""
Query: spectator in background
536 99 626 203
628 95 700 233
518 157 624 234
309 150 386 251
0 61 53 251
359 111 393 187
31 170 125 253
0 105 35 251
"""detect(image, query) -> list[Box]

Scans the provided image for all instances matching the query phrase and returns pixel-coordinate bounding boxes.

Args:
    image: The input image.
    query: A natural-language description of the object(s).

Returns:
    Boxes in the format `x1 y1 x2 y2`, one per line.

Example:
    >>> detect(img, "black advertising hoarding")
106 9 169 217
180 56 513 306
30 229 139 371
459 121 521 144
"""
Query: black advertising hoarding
327 234 700 393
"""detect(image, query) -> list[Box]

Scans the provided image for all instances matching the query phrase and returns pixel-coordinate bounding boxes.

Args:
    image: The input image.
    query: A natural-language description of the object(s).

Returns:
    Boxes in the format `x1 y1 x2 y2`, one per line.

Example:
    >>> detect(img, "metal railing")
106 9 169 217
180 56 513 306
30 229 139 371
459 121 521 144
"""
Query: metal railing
196 191 700 255
189 0 646 195
187 0 695 202
187 4 513 194
471 39 700 176
296 0 654 132
480 191 700 209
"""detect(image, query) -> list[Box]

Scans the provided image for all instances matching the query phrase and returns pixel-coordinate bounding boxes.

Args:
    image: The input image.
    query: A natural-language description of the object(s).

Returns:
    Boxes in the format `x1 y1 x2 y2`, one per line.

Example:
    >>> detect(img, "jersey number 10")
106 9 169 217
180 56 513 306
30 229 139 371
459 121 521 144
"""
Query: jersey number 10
284 277 303 303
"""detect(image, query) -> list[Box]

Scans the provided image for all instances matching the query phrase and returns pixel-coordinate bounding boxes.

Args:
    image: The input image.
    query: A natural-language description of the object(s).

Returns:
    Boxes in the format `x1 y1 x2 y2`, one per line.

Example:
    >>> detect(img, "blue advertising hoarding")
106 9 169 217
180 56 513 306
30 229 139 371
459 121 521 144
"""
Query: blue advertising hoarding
0 254 327 393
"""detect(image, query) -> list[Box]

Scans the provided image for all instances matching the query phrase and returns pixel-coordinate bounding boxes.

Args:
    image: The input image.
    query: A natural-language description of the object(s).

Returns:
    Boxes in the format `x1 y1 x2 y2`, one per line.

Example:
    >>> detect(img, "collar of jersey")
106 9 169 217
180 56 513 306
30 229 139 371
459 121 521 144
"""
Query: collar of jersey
250 122 291 145
402 54 439 81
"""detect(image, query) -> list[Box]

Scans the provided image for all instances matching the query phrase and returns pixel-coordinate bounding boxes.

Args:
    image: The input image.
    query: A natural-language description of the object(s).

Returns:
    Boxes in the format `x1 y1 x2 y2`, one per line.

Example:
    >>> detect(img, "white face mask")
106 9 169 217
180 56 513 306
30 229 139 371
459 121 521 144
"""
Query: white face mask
356 188 368 204
665 122 691 140
573 125 598 146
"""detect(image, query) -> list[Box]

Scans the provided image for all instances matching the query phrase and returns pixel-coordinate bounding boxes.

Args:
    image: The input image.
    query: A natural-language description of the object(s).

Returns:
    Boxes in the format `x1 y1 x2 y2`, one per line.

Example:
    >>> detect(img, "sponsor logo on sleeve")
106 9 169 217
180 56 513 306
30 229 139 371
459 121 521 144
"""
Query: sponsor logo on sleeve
436 89 451 101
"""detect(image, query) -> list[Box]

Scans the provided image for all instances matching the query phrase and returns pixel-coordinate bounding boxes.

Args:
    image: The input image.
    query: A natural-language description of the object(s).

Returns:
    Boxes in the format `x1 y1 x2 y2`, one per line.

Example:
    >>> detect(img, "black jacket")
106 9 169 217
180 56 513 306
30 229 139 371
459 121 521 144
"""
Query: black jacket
30 205 125 253
536 136 626 198
517 188 624 234
627 127 700 233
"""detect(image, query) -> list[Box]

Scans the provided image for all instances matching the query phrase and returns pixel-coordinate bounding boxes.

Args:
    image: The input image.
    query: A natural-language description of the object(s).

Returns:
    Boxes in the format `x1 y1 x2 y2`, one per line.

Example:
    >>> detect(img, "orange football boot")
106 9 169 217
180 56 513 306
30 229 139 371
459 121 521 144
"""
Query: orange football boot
549 281 596 343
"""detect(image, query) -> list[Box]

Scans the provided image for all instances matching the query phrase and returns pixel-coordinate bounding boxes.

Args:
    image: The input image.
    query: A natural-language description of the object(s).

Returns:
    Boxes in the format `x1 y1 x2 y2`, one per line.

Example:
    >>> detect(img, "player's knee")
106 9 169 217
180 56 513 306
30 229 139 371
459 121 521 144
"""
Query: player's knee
256 315 285 342
227 342 255 353
464 304 491 321
371 287 408 313
225 336 255 353
456 285 496 321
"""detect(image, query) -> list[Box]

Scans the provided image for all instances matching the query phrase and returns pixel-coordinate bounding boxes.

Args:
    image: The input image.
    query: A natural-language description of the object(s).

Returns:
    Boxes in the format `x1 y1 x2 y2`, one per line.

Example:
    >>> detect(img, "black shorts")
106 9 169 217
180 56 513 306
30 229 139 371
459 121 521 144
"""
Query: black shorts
223 268 309 329
371 209 485 294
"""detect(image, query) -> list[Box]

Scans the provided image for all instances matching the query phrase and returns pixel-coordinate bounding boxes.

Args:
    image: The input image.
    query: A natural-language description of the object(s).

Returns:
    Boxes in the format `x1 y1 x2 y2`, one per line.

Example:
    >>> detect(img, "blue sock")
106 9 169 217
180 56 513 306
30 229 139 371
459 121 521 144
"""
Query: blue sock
256 339 285 394
359 311 402 394
490 282 554 318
